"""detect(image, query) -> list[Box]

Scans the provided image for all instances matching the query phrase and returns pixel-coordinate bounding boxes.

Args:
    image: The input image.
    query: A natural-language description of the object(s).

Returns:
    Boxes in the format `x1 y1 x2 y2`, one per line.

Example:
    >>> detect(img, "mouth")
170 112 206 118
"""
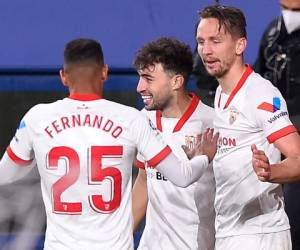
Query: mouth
204 59 219 69
141 94 153 106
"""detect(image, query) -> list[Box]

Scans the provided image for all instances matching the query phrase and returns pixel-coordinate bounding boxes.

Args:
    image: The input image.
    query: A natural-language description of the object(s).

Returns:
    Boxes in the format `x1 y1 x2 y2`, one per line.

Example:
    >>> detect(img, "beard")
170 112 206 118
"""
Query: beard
144 97 170 112
204 60 231 78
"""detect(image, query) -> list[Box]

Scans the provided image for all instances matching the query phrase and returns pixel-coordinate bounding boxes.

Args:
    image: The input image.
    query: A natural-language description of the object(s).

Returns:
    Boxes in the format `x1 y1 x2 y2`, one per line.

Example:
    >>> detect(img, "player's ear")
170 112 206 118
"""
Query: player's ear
59 69 69 87
236 37 247 56
171 75 184 90
101 64 109 81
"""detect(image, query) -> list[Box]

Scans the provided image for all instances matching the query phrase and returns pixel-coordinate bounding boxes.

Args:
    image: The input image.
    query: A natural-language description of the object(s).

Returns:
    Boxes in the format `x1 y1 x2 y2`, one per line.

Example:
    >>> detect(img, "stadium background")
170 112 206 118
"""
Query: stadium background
0 0 279 249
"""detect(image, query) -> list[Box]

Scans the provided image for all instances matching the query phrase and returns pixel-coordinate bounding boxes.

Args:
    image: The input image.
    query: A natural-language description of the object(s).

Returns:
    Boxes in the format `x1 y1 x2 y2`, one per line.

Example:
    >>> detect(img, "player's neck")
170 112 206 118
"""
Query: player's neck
69 82 103 97
218 63 247 94
161 91 192 118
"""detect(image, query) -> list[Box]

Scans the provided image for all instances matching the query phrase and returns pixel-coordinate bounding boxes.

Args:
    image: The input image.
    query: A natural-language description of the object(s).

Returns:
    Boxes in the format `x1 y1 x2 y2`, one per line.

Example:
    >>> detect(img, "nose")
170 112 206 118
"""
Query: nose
136 78 146 93
198 42 212 56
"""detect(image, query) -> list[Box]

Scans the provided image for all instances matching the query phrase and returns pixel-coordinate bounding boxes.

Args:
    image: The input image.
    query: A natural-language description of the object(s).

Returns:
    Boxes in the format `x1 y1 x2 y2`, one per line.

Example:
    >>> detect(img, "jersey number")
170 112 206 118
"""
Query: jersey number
47 146 122 214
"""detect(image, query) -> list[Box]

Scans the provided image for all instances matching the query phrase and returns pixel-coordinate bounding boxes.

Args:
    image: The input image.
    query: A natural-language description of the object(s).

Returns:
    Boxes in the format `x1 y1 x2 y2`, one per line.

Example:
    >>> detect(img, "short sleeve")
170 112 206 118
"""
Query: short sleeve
130 112 171 168
252 87 297 143
135 152 146 169
7 116 34 164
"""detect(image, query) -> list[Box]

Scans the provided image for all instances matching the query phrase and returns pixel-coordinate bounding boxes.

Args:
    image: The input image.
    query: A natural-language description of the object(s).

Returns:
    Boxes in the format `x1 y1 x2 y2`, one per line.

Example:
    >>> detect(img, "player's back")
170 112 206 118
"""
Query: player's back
23 96 142 250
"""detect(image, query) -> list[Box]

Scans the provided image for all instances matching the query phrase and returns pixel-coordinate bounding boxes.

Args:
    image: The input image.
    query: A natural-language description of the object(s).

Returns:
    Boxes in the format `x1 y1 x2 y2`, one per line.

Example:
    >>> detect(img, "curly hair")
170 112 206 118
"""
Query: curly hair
133 37 193 82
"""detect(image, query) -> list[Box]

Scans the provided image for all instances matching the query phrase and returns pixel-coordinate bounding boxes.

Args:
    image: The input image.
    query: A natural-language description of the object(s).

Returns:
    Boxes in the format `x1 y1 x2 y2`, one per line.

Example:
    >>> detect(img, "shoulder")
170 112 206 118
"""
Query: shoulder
245 71 286 111
188 101 215 127
197 100 215 120
198 101 214 113
246 71 279 99
102 99 148 124
23 100 62 120
103 99 141 115
140 108 156 120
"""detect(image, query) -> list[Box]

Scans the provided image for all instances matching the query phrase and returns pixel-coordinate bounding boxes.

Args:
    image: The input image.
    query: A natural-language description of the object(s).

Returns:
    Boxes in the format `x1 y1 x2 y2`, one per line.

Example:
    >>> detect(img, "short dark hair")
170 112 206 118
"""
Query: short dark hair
199 5 247 38
64 38 104 67
133 37 193 81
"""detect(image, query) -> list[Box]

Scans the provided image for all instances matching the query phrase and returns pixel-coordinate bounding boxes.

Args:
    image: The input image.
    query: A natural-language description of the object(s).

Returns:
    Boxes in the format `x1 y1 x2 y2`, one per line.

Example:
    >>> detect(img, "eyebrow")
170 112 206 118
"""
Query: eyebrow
139 72 154 79
197 33 223 41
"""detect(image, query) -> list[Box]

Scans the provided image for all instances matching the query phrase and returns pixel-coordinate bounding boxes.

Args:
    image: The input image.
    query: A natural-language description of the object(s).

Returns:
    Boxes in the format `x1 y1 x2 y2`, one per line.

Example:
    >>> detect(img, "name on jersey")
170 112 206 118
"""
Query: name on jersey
44 114 123 139
267 111 288 124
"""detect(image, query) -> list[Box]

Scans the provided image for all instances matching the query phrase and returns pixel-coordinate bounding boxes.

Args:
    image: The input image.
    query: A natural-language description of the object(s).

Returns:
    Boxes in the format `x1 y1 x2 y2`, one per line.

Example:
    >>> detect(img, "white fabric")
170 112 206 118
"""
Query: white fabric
215 230 291 250
138 100 216 250
5 97 173 250
282 9 300 34
0 153 35 184
156 150 209 188
213 70 293 238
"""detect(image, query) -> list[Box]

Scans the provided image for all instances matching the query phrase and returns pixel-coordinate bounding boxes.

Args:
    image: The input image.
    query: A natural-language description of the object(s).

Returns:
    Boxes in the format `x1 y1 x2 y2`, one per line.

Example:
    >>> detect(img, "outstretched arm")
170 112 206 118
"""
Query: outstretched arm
156 128 219 187
132 169 148 232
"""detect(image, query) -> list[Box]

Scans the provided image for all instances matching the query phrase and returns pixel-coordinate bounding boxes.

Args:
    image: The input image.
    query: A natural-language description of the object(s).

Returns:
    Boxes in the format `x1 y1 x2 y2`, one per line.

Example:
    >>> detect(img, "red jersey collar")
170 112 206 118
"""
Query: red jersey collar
156 93 200 132
68 93 102 101
219 64 253 109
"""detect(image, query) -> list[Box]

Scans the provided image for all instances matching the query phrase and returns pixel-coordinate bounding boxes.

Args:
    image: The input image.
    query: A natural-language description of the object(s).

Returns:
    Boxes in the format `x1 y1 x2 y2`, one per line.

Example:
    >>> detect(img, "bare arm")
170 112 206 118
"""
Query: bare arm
252 132 300 183
132 169 148 232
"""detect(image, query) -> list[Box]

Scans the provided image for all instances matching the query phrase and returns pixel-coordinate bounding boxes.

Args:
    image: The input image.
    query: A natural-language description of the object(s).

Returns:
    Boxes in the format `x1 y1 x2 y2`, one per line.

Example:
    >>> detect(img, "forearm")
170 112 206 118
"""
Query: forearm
0 152 35 184
269 157 300 183
132 170 148 232
156 153 209 188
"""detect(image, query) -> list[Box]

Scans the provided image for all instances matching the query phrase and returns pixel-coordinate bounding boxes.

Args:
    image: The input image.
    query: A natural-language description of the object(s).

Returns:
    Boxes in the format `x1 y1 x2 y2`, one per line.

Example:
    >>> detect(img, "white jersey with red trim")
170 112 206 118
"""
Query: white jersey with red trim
7 94 171 250
213 66 296 238
137 94 216 250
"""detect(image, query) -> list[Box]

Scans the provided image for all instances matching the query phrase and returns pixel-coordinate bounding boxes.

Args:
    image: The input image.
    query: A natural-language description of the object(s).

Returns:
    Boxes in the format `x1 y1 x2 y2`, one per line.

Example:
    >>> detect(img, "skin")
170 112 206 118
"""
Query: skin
252 134 300 183
280 0 300 10
136 63 191 117
60 63 108 95
196 17 247 94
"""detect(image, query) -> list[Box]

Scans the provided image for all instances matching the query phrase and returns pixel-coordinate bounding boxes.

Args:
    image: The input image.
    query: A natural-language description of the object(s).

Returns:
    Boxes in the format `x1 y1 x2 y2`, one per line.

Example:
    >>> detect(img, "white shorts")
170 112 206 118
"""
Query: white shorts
215 230 291 250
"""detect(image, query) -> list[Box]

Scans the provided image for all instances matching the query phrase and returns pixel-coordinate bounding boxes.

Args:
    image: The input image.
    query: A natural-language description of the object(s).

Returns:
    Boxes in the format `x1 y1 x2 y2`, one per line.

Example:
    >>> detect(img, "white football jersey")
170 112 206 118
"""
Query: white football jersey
7 94 172 250
213 66 296 238
136 94 216 250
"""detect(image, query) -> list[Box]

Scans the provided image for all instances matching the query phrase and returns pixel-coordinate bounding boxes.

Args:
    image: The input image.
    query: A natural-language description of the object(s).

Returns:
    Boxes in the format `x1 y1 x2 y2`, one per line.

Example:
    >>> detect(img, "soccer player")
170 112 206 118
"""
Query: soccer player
132 37 216 250
196 5 299 250
0 38 218 250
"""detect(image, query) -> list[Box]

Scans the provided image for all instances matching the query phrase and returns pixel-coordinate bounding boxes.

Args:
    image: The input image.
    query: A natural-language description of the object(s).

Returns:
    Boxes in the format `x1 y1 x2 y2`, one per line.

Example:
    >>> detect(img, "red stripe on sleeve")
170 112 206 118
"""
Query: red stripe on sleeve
134 159 145 169
267 125 297 143
147 145 172 168
6 146 33 166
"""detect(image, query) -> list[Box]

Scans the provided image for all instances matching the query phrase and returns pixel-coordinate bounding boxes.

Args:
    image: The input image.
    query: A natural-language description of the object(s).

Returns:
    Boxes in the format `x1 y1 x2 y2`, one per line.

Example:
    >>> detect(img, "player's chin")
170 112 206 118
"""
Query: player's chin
144 103 156 111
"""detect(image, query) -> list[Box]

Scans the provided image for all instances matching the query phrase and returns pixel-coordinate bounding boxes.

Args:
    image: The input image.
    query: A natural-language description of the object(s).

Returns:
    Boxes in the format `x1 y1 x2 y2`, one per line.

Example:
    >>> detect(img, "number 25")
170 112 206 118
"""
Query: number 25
47 146 122 214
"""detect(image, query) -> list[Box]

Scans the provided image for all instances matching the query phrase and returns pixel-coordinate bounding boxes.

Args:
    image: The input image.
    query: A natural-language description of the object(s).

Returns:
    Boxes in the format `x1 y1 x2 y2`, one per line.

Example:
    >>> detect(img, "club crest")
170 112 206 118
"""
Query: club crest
229 106 239 125
185 135 196 149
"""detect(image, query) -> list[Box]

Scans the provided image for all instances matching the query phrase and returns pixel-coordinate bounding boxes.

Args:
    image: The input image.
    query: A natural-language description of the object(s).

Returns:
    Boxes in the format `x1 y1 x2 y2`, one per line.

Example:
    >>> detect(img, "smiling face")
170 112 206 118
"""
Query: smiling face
136 63 175 111
196 17 246 80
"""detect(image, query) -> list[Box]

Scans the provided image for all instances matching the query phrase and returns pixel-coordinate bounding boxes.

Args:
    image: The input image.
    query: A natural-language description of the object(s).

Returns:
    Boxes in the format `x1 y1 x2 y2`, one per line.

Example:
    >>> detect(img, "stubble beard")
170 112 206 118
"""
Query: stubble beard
205 62 230 79
144 97 169 112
